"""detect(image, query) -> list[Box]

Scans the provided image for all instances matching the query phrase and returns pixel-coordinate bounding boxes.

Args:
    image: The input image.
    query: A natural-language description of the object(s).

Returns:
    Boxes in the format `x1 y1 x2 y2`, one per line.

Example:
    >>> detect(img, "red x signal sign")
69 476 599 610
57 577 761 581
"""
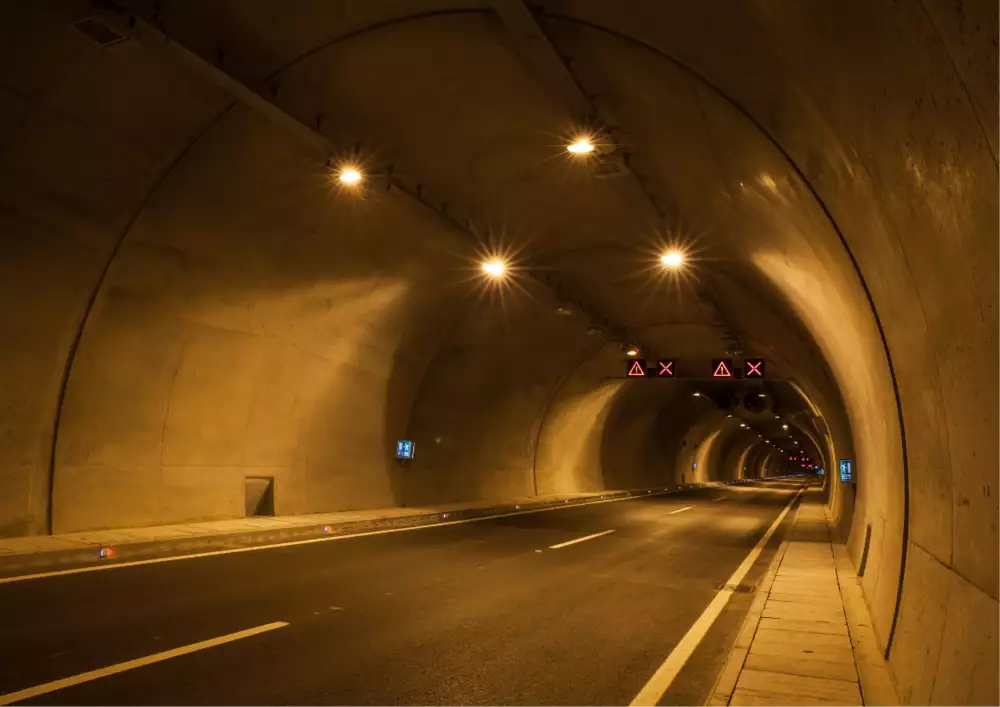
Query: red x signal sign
656 359 675 377
744 358 766 378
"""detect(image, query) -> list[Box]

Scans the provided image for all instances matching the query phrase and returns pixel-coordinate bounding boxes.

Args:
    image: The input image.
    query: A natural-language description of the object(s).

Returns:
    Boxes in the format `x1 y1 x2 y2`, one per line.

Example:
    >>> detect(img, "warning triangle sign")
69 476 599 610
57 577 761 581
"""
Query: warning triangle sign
627 360 646 377
713 360 732 377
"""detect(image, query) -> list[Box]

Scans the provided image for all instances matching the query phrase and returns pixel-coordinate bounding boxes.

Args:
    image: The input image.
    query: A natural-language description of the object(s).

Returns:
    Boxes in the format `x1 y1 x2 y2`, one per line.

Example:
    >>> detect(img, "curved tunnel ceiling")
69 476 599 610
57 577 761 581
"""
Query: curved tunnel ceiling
0 1 997 704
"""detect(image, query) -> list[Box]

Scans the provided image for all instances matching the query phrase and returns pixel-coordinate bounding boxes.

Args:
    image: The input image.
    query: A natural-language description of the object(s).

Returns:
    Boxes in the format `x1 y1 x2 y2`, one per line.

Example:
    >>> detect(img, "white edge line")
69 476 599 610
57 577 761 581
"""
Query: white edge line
548 529 617 550
668 506 694 515
629 484 807 706
0 489 686 584
0 621 289 705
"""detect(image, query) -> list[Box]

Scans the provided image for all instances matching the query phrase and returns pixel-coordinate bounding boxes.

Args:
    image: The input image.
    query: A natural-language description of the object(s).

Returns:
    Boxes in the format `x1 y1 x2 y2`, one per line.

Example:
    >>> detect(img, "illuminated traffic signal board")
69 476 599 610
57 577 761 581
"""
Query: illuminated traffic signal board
712 359 734 378
627 359 647 377
656 359 675 377
623 358 765 380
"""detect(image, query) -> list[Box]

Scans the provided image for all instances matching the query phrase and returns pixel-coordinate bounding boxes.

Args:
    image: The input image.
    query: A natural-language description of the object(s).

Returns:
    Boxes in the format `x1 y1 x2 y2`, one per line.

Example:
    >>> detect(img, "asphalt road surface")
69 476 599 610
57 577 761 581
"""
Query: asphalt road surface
0 479 808 706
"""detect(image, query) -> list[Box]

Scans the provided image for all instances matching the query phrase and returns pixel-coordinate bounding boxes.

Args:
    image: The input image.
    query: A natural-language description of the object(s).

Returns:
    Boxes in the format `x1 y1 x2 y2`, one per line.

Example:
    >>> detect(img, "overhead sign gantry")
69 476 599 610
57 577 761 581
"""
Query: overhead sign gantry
624 358 768 380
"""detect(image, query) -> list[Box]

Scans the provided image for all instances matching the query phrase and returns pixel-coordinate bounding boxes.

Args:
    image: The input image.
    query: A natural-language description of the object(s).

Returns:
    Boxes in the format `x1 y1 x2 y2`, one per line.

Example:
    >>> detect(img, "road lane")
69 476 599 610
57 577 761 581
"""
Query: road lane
548 529 617 549
0 480 807 705
0 623 290 706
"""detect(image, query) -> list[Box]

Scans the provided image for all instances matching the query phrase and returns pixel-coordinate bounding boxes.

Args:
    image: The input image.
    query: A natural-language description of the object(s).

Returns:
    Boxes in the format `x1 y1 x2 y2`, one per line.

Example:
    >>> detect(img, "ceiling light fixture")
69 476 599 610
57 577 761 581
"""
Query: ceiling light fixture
481 259 507 279
660 250 685 269
567 138 595 154
338 166 362 185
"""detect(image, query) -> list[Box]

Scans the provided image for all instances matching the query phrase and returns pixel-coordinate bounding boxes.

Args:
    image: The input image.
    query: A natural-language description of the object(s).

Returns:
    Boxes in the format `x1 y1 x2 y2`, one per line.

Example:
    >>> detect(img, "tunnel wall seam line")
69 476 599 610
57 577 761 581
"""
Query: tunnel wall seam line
44 103 237 535
398 294 506 502
911 536 993 601
917 0 1000 169
259 8 488 84
528 336 617 496
539 12 911 657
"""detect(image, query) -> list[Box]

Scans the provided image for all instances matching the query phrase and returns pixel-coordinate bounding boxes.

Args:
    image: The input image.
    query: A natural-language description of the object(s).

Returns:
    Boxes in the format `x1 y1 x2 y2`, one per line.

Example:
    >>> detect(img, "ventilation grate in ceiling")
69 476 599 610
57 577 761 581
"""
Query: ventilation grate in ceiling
72 17 129 47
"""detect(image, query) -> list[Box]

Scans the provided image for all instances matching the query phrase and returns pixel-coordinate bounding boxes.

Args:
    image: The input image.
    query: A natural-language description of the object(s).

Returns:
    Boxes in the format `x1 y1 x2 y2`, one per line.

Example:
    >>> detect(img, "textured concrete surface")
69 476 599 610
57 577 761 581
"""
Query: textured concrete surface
0 1 995 704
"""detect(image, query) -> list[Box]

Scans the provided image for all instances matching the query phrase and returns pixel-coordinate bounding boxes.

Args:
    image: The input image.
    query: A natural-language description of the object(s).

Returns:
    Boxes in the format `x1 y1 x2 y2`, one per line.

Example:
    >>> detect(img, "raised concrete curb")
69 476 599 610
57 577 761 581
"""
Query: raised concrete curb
833 544 900 706
0 481 747 579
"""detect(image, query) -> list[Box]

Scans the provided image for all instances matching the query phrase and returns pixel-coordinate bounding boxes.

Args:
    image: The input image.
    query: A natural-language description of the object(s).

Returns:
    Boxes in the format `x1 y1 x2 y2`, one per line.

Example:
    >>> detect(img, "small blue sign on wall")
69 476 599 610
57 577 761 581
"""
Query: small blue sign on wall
396 440 415 460
839 459 853 483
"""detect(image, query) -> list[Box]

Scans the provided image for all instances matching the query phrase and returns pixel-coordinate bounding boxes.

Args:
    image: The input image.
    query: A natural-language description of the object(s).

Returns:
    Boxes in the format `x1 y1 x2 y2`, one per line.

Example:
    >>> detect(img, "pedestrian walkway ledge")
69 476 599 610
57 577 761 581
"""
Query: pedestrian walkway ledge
0 481 742 578
708 490 900 706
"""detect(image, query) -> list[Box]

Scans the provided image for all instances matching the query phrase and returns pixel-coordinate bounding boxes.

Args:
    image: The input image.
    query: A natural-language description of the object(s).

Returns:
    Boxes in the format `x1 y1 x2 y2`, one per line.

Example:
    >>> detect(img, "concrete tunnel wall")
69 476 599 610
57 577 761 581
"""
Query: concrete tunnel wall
48 107 481 530
0 1 996 704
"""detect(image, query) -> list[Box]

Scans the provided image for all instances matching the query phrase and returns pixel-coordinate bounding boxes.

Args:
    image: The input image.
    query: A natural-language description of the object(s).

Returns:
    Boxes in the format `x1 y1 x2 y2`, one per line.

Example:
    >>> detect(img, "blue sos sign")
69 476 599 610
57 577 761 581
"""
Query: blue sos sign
396 440 415 460
839 459 853 483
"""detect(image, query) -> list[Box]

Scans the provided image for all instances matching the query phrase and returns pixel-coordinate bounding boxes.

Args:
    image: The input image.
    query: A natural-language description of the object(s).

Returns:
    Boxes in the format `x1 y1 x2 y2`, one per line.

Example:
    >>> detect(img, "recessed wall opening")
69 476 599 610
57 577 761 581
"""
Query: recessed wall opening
858 523 873 577
244 477 275 517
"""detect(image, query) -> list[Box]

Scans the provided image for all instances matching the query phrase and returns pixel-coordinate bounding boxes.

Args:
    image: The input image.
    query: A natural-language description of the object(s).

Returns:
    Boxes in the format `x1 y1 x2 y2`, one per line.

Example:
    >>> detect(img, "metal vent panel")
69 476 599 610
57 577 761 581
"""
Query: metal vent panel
72 17 129 47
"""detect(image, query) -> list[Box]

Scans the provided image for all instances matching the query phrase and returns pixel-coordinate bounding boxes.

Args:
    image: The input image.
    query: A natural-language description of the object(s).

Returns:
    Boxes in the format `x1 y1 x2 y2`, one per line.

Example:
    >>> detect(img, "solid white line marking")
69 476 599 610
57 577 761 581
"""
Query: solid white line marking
548 529 616 550
629 485 806 706
0 621 289 705
0 490 680 585
668 506 694 515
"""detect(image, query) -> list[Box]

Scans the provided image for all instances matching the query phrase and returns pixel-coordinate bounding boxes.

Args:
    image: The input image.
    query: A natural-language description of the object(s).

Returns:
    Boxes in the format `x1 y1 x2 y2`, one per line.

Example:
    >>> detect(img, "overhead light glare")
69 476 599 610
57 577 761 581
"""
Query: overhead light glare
660 251 685 268
482 259 507 279
567 138 595 154
338 166 362 185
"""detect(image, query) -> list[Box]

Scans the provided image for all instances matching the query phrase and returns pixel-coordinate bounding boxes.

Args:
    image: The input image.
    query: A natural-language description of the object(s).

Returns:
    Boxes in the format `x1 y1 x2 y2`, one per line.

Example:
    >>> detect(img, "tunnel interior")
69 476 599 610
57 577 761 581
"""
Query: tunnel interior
0 1 996 704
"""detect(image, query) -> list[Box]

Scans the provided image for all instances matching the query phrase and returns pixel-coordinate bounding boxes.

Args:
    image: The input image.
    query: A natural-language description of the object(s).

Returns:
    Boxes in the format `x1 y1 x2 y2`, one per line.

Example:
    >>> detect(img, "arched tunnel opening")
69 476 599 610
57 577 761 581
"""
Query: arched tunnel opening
0 1 996 705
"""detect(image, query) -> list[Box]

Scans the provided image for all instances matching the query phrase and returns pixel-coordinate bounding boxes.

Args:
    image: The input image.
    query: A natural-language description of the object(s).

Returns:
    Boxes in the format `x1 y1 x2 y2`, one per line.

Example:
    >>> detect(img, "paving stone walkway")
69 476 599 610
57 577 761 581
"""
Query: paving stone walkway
711 490 898 706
